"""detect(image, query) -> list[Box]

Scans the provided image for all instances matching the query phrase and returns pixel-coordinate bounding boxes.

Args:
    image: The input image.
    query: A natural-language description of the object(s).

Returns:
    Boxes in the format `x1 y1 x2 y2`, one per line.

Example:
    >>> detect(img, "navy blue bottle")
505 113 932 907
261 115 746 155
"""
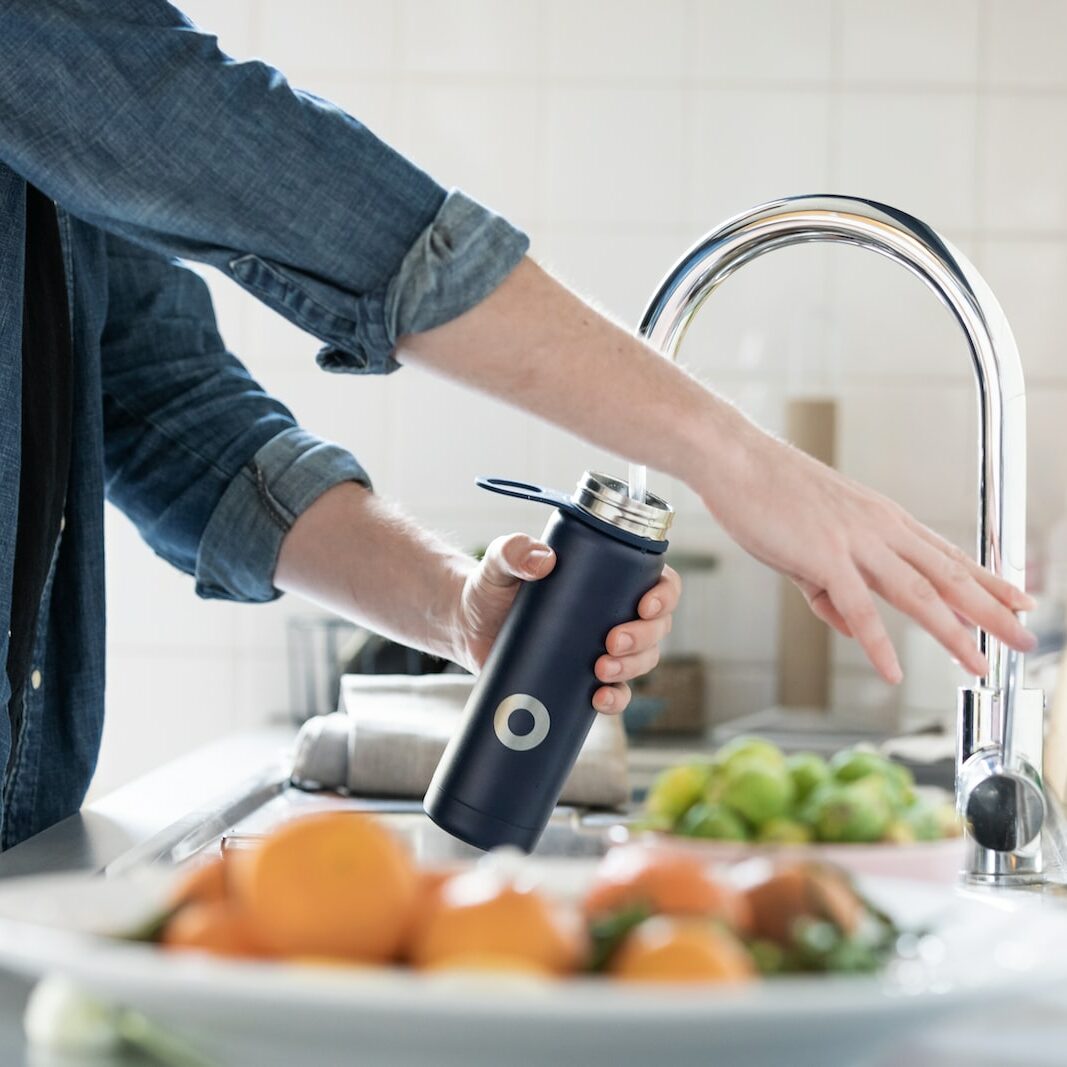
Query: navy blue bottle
424 472 673 852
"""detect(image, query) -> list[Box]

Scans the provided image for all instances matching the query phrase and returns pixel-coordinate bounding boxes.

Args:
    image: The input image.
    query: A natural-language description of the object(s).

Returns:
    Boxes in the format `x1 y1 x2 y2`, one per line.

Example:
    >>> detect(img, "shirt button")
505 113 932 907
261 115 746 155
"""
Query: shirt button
30 670 42 690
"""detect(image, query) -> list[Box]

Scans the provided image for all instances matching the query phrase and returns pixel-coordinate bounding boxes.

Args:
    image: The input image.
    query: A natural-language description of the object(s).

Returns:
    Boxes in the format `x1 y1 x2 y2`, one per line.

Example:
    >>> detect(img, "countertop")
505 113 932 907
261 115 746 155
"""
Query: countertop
1 728 1067 1067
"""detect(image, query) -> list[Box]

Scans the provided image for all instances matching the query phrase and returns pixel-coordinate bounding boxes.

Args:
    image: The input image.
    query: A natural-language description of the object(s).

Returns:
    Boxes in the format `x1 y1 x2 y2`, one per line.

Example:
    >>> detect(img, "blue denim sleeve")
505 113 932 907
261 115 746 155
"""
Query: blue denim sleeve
102 235 369 602
0 0 528 373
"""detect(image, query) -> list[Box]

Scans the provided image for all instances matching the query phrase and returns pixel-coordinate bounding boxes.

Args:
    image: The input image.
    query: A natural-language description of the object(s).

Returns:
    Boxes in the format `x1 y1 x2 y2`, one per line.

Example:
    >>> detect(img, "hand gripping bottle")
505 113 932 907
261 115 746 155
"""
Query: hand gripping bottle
424 472 672 852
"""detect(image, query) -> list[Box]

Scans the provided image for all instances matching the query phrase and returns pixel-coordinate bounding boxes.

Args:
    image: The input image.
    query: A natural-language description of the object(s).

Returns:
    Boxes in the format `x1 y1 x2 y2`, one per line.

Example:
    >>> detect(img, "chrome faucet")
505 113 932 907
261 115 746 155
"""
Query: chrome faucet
630 194 1047 886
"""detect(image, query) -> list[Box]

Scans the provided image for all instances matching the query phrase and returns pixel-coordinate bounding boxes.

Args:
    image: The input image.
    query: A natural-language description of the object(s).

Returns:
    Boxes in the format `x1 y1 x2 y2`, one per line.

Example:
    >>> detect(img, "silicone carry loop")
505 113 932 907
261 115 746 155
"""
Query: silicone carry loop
477 476 669 554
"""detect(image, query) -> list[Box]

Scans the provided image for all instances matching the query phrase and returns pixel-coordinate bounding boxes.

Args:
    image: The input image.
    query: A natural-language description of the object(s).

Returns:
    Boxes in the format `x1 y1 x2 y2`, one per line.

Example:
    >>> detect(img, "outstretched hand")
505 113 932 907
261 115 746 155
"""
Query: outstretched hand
453 533 681 715
700 421 1036 684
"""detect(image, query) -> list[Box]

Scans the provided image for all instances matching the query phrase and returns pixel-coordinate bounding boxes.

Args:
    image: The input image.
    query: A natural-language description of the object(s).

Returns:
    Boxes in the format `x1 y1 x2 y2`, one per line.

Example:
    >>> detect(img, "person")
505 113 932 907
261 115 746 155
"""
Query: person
0 2 1034 850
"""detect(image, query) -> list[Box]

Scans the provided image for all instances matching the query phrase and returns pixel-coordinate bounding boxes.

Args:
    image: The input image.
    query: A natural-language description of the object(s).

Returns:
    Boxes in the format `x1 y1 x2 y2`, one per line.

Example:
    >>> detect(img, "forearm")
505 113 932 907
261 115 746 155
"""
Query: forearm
273 482 472 663
398 257 760 499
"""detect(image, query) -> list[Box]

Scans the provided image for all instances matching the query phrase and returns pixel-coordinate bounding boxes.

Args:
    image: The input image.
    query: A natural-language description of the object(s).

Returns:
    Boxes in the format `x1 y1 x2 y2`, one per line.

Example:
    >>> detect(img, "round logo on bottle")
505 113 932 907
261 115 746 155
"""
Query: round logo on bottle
493 694 551 751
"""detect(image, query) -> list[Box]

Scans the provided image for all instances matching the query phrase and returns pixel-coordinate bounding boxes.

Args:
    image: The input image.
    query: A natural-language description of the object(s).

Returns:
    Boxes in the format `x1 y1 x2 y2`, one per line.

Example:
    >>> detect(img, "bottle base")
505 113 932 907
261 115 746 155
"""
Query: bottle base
423 784 542 853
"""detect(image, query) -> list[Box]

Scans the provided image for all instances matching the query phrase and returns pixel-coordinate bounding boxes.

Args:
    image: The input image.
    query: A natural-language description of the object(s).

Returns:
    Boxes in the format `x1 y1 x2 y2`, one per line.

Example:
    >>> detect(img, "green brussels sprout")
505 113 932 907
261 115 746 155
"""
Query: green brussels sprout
829 748 915 811
828 747 888 783
786 752 831 803
882 819 917 844
757 817 813 844
719 756 795 827
677 801 750 841
713 736 787 772
935 802 962 838
646 763 712 825
903 802 942 842
809 777 892 843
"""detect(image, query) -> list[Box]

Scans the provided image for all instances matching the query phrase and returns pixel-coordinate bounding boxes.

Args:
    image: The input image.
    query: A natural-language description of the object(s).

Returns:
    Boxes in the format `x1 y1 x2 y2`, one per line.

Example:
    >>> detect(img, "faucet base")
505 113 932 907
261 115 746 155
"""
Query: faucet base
957 686 1046 883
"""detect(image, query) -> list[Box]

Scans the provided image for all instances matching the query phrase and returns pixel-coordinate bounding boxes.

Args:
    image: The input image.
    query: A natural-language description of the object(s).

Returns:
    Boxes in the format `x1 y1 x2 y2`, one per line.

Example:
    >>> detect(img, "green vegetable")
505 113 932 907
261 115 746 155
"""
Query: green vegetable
586 904 651 972
935 802 962 838
882 819 917 844
809 777 892 843
646 763 711 825
678 802 750 841
828 747 887 784
718 757 795 828
748 939 787 975
713 736 787 772
903 801 942 842
829 748 915 811
757 817 813 844
786 751 830 803
643 740 952 846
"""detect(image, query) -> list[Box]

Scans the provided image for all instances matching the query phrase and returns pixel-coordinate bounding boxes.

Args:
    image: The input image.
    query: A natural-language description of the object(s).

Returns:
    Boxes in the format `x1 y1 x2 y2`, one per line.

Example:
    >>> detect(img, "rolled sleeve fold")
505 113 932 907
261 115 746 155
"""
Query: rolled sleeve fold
314 189 530 376
195 427 370 603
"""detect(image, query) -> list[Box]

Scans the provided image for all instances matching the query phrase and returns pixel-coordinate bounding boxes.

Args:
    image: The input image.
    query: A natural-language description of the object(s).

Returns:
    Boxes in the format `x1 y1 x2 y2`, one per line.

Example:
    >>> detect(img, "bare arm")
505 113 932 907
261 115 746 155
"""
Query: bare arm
274 481 680 714
399 257 1036 683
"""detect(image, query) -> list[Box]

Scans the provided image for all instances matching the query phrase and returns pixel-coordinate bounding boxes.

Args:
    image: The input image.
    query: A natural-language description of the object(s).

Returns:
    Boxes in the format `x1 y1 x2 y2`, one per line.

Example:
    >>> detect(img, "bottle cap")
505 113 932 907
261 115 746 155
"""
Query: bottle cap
573 471 673 542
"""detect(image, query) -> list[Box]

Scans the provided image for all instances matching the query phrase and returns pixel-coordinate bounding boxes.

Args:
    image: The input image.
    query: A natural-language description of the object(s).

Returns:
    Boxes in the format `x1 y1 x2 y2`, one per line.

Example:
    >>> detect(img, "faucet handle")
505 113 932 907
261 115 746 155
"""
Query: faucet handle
957 686 1046 882
959 752 1045 852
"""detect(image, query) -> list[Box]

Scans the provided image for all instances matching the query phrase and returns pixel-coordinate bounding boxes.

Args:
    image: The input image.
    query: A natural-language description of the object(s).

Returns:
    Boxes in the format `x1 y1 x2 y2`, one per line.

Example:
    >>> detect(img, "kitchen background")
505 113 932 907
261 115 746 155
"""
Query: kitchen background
90 0 1067 796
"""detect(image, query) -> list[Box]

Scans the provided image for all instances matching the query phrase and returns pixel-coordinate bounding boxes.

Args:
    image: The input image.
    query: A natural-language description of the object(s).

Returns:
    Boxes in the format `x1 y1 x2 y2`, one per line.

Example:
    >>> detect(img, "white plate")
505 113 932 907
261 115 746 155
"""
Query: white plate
0 866 1065 1067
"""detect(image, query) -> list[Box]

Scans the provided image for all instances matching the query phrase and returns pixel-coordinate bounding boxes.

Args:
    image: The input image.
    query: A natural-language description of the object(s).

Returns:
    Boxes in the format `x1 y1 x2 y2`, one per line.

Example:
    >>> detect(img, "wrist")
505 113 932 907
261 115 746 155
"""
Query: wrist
429 552 477 666
673 389 759 507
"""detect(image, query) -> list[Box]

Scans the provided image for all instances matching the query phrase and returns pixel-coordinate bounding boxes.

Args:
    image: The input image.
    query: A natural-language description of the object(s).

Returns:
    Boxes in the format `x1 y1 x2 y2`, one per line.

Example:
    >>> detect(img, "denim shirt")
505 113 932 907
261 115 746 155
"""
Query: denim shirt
0 0 528 847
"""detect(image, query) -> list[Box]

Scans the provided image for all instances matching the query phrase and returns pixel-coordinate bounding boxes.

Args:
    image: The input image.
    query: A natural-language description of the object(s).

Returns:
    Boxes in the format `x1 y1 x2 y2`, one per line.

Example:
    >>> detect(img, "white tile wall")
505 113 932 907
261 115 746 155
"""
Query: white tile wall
691 1 834 84
834 93 979 231
838 1 980 85
93 1 1067 793
400 0 542 77
987 0 1067 89
982 95 1067 232
544 85 688 225
689 89 831 222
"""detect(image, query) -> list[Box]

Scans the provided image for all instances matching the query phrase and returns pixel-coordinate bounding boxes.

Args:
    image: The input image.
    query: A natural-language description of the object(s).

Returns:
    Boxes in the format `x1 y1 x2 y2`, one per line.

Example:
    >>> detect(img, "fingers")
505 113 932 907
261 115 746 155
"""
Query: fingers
802 586 854 639
637 566 681 619
859 545 989 677
479 534 556 588
895 531 1036 654
596 646 661 684
593 682 631 715
903 519 1037 617
827 566 903 684
604 614 672 657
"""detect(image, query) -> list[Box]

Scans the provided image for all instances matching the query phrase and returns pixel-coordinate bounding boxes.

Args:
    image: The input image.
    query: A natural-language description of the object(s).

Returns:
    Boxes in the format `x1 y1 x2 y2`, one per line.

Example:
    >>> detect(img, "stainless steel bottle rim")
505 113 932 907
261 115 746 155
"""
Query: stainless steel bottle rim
572 471 673 541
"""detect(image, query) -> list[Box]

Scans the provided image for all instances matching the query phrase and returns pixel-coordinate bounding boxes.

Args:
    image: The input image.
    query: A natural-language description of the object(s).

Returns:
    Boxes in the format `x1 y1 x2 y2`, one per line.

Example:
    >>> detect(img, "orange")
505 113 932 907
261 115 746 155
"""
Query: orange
169 856 228 910
232 812 418 962
583 846 751 932
162 901 265 959
610 917 755 984
409 870 580 975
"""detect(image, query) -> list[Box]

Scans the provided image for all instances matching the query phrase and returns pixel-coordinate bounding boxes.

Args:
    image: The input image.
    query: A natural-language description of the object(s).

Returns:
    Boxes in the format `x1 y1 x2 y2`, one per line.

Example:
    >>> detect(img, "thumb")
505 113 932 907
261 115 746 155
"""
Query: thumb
479 534 556 588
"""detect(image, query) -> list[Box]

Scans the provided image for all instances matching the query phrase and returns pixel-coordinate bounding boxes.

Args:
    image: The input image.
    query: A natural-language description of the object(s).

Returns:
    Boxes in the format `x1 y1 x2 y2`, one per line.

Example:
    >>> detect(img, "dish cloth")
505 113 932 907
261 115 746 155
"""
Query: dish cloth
291 674 630 808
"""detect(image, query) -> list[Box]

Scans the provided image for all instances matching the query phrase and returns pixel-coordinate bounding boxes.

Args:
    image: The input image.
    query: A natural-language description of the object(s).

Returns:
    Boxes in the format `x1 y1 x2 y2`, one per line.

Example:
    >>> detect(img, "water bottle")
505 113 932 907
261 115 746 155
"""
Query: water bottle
424 471 673 852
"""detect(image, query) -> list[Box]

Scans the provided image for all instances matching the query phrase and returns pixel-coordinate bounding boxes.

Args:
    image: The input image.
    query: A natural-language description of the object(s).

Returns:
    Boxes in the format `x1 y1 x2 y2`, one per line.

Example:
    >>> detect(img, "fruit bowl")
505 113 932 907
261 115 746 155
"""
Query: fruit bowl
636 738 965 882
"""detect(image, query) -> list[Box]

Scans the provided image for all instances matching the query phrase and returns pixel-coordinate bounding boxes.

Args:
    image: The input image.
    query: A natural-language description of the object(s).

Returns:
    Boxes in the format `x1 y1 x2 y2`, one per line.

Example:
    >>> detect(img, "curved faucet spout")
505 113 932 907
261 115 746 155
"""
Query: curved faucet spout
632 194 1042 884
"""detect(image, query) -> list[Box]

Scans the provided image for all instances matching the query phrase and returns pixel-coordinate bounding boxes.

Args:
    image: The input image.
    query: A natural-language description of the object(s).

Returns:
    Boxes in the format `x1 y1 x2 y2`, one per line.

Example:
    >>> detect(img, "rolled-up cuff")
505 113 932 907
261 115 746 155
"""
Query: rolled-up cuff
315 188 530 376
195 426 371 602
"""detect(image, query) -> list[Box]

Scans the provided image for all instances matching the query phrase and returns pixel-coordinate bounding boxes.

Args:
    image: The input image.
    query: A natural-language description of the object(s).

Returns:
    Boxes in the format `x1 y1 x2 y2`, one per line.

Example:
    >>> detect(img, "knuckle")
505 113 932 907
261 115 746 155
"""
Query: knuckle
846 599 879 629
910 576 939 604
945 541 970 564
944 559 971 586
